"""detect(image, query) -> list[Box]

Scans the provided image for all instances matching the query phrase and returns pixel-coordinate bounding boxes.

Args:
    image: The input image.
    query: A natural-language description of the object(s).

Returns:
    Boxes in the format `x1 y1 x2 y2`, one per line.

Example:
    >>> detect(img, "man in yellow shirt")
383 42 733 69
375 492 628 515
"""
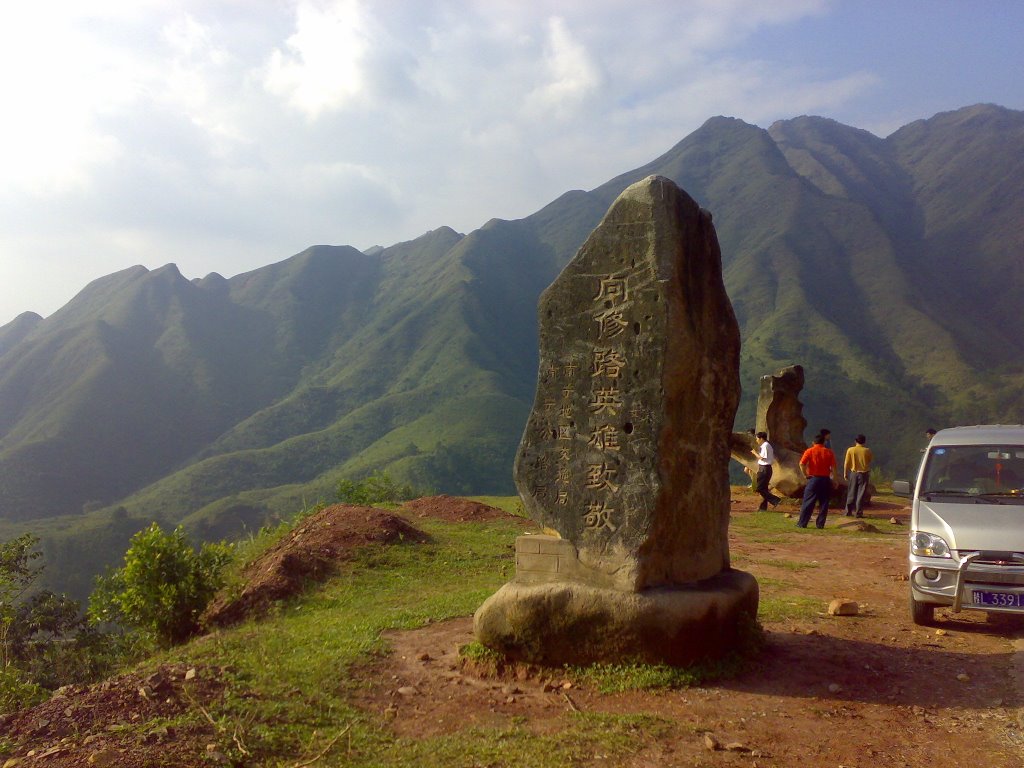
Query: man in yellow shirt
843 434 873 518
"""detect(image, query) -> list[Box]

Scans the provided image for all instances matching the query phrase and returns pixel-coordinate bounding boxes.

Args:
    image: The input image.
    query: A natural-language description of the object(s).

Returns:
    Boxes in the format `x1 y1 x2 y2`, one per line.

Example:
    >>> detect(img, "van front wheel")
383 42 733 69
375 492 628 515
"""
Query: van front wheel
910 593 935 625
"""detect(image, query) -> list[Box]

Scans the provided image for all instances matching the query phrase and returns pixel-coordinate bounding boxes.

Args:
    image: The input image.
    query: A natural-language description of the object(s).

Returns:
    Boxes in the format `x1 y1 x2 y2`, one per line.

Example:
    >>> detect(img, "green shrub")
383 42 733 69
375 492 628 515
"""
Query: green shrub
1 534 44 670
89 523 233 646
335 470 421 505
0 667 46 714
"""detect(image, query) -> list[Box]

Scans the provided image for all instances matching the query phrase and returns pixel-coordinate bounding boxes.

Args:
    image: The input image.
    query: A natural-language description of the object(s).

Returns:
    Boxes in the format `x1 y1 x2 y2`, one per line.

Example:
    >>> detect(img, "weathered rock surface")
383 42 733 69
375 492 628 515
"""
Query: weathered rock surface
757 365 808 451
730 365 809 498
827 598 860 616
477 175 757 666
512 174 741 590
730 365 873 504
474 571 759 666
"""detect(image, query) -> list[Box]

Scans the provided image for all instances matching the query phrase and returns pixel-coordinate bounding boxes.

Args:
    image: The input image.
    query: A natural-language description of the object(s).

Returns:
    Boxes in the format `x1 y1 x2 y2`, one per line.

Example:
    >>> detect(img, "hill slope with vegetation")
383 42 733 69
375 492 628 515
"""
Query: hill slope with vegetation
1 104 1023 596
3 493 1022 767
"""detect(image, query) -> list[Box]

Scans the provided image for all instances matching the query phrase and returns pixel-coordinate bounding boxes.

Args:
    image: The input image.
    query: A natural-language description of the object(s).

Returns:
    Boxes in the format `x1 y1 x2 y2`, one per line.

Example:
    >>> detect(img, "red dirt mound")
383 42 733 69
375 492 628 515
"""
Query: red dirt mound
202 504 428 629
0 663 226 767
401 494 524 523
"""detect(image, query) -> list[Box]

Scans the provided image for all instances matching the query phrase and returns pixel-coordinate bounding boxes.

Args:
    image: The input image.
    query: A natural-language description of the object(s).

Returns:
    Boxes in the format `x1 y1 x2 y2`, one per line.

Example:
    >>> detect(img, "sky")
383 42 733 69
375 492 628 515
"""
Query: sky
1 1 1022 325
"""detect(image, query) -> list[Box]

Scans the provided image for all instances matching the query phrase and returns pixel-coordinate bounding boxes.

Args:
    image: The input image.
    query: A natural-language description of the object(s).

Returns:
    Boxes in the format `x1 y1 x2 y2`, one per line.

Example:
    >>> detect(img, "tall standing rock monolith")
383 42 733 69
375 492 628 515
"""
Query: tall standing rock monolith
730 365 810 497
474 176 758 666
757 365 807 452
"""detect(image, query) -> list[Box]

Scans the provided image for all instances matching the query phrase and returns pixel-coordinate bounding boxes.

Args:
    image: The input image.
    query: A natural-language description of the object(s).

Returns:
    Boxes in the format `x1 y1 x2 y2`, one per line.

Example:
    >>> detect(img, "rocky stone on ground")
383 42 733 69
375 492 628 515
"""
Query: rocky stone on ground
828 598 860 616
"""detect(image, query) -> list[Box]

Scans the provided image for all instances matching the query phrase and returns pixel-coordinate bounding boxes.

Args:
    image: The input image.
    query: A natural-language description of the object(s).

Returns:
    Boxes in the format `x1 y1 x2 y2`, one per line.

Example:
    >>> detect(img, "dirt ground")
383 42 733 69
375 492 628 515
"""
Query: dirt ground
0 663 228 767
4 492 1024 767
354 491 1024 768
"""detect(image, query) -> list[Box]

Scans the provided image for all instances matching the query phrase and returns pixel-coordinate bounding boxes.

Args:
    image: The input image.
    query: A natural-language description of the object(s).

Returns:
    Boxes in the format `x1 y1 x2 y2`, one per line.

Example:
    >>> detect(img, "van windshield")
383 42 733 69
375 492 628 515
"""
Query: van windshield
921 444 1024 500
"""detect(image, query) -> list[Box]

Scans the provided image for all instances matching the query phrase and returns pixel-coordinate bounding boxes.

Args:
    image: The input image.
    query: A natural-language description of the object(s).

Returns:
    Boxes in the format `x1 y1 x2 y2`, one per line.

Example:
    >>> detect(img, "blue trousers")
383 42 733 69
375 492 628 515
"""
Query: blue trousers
798 476 832 528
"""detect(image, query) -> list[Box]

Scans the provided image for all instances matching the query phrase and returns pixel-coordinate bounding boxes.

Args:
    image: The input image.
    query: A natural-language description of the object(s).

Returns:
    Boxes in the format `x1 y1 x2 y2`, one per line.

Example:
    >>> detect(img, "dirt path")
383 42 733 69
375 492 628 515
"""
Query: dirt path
356 491 1024 767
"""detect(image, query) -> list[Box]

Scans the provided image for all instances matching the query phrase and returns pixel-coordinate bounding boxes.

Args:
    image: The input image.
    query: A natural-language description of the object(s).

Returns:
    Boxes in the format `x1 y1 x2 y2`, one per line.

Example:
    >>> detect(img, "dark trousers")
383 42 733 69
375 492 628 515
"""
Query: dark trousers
755 465 780 509
798 476 832 528
846 471 870 516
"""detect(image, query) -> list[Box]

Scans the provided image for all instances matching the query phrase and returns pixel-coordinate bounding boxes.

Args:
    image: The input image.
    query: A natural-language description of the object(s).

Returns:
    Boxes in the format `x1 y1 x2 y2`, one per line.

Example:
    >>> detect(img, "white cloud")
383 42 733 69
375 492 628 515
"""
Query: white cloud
524 16 603 120
0 0 1017 324
0 7 130 193
262 0 369 119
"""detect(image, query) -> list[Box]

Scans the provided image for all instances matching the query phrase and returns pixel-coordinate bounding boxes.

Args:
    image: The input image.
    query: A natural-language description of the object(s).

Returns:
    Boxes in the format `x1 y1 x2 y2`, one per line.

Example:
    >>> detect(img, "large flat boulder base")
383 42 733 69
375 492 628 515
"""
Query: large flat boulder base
474 176 758 666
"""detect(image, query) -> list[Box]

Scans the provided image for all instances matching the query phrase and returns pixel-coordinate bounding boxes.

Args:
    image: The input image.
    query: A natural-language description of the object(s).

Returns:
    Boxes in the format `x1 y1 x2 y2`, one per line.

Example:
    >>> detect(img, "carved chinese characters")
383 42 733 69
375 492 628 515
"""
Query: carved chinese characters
477 176 757 667
513 175 741 591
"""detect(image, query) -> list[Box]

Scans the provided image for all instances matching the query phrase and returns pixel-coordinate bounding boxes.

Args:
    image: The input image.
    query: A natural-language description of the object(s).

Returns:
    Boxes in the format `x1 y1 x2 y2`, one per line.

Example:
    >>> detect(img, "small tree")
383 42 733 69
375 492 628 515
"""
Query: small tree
89 523 233 646
336 470 420 505
0 534 43 670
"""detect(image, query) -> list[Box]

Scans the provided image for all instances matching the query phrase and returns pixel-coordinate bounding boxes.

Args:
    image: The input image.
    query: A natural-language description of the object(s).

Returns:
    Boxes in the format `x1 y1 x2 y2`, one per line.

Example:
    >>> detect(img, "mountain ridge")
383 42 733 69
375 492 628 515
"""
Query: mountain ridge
2 103 1022 597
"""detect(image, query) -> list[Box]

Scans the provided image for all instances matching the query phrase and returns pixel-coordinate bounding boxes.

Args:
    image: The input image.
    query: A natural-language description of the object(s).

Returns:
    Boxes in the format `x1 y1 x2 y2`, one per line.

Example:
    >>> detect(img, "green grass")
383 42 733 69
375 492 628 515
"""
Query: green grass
159 514 672 765
755 558 821 571
130 502 756 765
751 576 794 591
758 594 824 623
731 507 909 538
571 652 756 694
9 488 876 764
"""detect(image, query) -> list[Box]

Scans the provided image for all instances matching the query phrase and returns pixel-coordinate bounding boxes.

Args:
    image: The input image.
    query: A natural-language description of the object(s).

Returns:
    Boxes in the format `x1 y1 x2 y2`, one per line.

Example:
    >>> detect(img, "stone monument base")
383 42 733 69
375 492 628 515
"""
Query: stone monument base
474 569 759 667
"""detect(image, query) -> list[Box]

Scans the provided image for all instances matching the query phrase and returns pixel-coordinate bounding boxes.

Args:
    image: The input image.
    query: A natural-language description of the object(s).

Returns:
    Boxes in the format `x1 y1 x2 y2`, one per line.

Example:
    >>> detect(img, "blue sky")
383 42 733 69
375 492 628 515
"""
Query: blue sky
1 0 1021 324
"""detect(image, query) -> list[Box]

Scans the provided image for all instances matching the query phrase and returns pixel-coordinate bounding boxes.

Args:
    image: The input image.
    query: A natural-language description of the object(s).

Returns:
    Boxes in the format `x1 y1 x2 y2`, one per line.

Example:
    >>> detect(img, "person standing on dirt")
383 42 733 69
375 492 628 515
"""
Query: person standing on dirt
843 434 873 518
751 432 781 511
797 434 837 529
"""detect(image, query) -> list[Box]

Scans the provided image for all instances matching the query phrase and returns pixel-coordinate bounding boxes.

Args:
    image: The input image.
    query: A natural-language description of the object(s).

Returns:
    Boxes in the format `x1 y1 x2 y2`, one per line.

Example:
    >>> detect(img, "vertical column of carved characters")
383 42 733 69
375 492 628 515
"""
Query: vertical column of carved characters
585 273 630 535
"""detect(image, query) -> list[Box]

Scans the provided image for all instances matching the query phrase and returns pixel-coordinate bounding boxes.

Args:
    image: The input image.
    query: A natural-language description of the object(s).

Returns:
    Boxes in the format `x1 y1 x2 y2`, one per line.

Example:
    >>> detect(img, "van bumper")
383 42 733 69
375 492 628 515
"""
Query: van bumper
911 551 1024 614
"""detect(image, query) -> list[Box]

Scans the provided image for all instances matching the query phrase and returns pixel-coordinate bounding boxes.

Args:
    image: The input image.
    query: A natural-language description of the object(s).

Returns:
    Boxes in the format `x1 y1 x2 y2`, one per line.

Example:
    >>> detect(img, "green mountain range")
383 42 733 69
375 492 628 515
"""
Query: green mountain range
2 103 1022 597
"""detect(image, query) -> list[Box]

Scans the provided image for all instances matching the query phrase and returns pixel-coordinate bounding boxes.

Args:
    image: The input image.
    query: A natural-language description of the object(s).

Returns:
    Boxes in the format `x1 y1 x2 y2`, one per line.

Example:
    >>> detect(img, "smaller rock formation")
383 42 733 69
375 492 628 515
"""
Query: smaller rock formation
730 365 809 497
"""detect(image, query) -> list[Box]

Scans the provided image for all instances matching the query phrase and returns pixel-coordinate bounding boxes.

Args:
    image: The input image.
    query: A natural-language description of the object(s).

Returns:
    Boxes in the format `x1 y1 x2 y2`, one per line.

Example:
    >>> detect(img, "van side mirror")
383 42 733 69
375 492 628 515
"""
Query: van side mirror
892 480 912 497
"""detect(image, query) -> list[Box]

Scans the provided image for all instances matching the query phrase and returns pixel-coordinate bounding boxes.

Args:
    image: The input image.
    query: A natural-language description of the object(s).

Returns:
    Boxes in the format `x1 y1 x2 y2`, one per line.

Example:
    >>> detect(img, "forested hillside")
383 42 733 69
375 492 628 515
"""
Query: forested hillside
2 103 1022 597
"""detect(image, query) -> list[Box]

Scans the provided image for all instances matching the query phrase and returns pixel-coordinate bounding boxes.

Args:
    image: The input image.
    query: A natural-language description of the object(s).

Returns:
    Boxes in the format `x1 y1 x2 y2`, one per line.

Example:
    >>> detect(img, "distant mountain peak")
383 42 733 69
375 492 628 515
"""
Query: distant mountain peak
3 104 1023 607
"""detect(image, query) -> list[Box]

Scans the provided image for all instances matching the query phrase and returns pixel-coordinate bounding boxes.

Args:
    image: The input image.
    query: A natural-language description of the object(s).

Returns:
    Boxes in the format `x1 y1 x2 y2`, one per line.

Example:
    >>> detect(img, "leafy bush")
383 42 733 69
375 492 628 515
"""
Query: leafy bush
1 534 44 670
9 590 129 690
89 523 233 646
335 470 421 505
0 534 126 701
0 667 46 714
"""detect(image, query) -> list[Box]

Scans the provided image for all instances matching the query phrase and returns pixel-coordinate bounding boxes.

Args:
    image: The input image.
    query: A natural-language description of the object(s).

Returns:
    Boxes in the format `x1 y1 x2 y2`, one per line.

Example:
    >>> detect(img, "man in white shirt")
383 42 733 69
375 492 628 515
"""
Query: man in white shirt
752 431 782 510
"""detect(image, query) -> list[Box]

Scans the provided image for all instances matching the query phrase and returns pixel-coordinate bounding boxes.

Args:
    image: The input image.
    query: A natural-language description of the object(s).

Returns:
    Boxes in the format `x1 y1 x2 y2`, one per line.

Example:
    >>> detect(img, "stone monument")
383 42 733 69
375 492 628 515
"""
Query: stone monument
730 365 809 497
474 175 759 666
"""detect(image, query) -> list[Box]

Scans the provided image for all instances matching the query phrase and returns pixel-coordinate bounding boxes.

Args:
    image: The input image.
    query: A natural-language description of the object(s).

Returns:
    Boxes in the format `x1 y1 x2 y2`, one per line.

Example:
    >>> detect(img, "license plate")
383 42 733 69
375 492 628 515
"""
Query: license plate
970 590 1024 608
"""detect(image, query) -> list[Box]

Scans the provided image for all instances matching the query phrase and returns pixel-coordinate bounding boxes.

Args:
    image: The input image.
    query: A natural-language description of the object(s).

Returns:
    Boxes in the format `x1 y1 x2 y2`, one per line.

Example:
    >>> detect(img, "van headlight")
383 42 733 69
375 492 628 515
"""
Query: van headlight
911 531 951 558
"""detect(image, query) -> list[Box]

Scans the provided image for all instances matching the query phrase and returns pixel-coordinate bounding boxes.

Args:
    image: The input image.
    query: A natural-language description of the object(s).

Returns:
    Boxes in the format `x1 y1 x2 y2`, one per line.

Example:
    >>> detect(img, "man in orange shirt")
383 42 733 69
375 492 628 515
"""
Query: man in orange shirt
797 433 837 528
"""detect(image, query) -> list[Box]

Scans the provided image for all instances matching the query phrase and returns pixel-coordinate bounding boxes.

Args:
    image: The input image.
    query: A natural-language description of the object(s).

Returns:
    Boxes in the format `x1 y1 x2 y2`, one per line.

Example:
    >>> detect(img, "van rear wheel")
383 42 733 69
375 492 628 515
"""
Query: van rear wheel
910 593 935 625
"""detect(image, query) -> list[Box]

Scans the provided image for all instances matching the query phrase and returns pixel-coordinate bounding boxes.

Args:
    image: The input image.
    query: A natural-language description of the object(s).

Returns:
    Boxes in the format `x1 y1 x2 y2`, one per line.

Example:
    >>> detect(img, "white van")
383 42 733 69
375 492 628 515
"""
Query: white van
893 425 1024 625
